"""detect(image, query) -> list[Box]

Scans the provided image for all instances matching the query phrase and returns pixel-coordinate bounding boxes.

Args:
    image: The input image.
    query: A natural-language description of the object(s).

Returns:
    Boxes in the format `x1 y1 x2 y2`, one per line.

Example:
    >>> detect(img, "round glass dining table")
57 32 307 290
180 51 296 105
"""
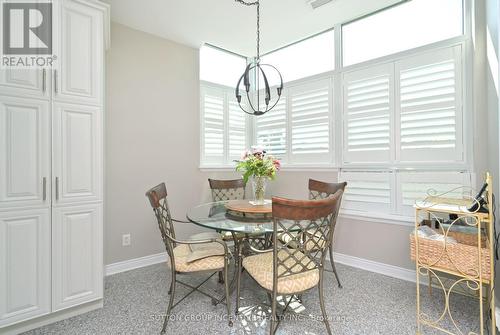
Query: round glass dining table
187 201 274 234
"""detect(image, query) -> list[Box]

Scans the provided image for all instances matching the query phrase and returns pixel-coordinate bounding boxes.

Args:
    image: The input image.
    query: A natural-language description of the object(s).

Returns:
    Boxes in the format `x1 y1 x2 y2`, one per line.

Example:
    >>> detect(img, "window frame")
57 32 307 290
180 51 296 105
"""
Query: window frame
341 42 467 169
199 44 248 88
252 74 336 169
199 0 476 225
200 80 251 168
340 0 465 67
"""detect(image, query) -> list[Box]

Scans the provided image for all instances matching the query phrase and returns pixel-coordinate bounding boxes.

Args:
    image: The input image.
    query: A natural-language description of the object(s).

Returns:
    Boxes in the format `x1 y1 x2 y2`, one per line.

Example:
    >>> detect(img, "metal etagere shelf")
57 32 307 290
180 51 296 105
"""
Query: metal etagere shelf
411 173 496 335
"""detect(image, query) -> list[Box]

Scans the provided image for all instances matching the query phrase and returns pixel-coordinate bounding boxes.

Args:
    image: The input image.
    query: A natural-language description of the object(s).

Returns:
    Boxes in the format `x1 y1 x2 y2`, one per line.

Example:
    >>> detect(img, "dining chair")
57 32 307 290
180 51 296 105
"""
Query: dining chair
208 178 245 283
208 178 272 253
278 179 347 288
146 183 233 334
208 178 246 201
307 179 347 288
236 192 343 335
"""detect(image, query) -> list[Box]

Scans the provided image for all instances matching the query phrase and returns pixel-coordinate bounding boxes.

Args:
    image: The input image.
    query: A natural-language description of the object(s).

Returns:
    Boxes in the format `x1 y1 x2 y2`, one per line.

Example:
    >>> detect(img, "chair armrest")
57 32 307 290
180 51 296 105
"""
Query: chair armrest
172 218 190 224
170 237 229 255
238 239 273 255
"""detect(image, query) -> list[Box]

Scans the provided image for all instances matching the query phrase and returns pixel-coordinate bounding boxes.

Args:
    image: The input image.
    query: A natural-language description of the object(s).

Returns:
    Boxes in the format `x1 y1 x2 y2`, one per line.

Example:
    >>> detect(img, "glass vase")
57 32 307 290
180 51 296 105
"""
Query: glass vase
251 176 267 205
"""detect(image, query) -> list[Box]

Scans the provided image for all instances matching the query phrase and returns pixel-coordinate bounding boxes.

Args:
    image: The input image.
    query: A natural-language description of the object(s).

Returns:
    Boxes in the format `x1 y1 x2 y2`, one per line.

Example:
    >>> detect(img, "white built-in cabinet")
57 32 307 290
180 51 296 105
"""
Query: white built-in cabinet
0 0 108 330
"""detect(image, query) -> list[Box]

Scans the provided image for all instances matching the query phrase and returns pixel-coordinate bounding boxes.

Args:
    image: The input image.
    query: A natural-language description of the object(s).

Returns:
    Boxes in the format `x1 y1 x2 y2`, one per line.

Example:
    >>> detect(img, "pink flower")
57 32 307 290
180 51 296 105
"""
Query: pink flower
251 145 265 155
273 159 281 171
241 150 250 160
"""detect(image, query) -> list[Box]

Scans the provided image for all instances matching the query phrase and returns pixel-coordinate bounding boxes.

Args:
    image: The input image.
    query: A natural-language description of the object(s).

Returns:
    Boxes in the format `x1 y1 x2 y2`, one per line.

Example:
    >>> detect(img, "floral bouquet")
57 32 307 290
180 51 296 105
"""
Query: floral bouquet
235 146 280 205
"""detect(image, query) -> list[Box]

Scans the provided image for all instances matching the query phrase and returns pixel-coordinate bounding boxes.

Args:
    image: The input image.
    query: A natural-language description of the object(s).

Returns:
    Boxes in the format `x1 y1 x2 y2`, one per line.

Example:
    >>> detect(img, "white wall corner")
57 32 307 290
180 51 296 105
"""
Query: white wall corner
496 298 500 332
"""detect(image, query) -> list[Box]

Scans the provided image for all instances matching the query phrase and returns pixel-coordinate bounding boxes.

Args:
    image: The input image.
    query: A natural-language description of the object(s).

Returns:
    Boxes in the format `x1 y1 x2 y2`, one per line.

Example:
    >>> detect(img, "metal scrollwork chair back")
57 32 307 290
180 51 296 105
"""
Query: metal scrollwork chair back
236 192 342 335
208 178 272 253
308 178 347 288
146 183 233 334
208 178 246 201
146 183 176 253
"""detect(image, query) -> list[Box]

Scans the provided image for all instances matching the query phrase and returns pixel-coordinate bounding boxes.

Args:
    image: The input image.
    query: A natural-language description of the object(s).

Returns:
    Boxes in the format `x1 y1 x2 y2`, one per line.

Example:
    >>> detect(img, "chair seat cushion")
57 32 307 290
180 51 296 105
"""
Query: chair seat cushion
242 250 319 294
171 244 225 273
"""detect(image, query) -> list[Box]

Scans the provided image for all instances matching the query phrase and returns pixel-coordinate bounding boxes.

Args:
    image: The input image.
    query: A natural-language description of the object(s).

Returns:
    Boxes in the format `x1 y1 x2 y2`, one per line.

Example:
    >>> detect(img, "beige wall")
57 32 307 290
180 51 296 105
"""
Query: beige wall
105 23 203 264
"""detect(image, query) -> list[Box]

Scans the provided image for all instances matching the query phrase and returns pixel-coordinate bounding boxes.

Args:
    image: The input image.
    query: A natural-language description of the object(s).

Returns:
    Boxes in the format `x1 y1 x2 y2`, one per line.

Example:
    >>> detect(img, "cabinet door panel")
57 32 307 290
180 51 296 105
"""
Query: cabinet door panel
0 96 51 209
53 103 102 205
52 203 103 311
0 69 49 99
55 0 103 105
0 209 51 326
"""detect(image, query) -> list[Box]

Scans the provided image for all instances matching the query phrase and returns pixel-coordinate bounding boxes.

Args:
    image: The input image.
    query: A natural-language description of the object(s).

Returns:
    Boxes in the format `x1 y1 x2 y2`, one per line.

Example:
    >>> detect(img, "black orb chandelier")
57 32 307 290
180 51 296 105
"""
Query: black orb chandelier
235 0 283 116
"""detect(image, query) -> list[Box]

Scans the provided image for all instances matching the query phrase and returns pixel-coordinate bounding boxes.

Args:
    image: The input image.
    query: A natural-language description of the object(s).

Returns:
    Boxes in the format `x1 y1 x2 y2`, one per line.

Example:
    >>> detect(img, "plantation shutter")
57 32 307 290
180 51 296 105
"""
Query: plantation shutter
255 97 287 159
342 63 393 164
396 45 463 162
289 78 332 163
227 94 247 160
201 86 225 164
339 171 393 214
398 171 471 216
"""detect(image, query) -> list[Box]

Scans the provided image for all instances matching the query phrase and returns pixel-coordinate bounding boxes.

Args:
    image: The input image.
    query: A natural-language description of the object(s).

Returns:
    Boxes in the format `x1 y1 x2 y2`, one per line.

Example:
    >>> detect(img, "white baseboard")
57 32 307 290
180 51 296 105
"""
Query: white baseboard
1 300 102 335
105 252 167 276
334 252 416 283
104 250 417 284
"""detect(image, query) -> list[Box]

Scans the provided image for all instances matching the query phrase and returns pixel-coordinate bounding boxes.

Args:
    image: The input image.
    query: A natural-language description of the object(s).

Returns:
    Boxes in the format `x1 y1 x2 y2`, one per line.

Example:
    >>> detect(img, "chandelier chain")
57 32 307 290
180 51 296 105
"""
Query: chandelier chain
235 0 260 61
235 0 282 116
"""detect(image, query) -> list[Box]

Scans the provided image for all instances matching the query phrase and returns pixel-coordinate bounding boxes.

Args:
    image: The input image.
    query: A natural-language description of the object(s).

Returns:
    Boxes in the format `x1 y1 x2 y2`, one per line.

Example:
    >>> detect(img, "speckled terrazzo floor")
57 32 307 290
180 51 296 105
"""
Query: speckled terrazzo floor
23 262 489 335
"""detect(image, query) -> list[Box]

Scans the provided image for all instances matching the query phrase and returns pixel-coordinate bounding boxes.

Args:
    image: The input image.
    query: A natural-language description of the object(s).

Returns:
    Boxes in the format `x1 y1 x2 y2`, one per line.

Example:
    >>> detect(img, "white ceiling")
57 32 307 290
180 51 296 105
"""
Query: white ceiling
104 0 403 56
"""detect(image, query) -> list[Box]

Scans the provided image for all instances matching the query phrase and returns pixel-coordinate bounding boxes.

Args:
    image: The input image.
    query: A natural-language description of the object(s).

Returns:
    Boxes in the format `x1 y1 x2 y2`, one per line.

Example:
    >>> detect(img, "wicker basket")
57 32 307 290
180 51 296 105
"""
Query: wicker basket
410 229 491 281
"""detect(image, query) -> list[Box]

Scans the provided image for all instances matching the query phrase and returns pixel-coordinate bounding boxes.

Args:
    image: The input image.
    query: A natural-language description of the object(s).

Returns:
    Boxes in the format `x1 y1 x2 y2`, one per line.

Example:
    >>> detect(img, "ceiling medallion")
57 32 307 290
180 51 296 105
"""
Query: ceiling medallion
235 0 283 116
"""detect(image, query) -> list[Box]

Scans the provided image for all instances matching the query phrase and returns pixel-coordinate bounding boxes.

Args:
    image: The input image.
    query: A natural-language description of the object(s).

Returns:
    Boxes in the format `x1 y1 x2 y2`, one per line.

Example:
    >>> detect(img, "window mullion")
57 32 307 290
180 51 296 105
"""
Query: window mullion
334 24 343 70
390 62 399 165
223 90 229 165
333 73 342 168
285 89 292 165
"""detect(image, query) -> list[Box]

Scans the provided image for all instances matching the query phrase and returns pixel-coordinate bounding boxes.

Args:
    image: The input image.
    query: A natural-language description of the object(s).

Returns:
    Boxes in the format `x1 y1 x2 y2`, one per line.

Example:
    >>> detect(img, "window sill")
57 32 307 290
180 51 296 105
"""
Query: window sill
339 209 414 227
199 166 236 172
199 165 340 172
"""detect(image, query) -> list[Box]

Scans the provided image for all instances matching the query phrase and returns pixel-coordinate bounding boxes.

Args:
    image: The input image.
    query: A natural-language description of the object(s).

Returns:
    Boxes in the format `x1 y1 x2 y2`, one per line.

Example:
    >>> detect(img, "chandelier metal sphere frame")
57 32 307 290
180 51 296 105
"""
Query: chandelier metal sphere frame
234 0 284 116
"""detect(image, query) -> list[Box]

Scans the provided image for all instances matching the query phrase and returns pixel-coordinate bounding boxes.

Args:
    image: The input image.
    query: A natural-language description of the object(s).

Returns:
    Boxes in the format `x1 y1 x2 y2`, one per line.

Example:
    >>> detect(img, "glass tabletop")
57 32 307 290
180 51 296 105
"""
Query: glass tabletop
187 201 274 234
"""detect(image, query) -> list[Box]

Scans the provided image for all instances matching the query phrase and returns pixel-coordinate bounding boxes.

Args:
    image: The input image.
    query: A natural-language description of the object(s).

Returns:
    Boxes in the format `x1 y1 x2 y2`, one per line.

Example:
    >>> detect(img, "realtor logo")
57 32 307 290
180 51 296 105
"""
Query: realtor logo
2 1 55 68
